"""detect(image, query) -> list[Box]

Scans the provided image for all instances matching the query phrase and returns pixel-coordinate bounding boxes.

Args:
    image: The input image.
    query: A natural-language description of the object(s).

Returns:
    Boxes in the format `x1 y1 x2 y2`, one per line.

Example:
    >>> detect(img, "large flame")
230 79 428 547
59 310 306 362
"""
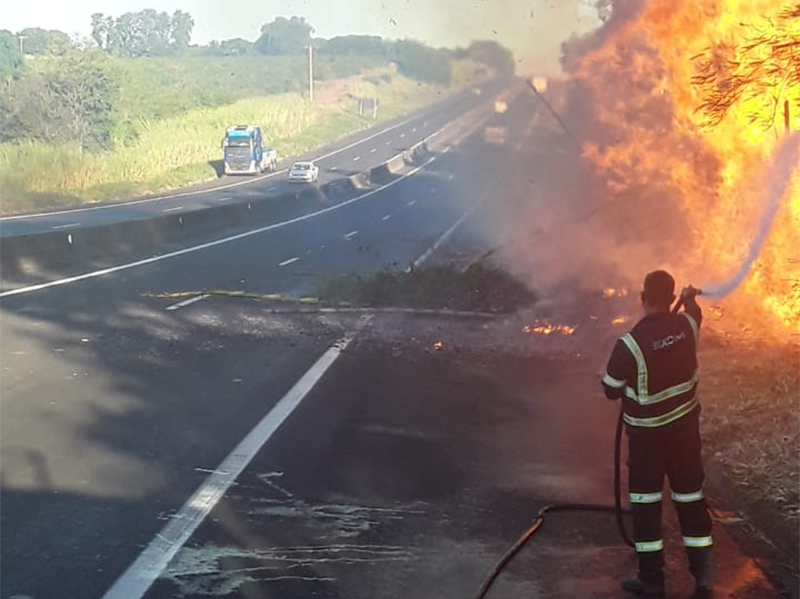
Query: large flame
574 1 800 330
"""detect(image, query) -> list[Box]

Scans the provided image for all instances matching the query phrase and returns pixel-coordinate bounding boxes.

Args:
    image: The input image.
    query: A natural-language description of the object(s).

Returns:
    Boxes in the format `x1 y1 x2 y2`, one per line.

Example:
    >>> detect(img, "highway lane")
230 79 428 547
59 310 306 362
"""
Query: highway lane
0 93 528 599
0 83 499 238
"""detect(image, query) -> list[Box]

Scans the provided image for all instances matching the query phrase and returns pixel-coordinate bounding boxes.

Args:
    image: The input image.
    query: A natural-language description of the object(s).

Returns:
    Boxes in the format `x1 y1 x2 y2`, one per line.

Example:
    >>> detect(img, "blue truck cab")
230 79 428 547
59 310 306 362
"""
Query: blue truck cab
222 125 278 175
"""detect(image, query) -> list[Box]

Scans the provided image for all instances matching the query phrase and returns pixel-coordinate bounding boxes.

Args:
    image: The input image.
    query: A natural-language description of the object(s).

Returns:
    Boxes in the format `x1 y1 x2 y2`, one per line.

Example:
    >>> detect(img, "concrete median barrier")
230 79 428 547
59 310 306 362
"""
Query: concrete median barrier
1 83 520 280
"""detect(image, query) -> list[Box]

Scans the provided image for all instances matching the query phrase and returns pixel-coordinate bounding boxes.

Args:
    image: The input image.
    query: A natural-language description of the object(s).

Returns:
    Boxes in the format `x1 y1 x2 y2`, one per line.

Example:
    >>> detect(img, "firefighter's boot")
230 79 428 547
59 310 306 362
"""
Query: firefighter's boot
688 549 716 598
621 576 666 597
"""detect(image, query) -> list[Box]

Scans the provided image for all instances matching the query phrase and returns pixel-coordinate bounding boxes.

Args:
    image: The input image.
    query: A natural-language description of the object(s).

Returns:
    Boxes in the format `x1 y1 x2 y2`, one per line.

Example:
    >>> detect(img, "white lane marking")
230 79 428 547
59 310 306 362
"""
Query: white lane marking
162 206 183 213
370 148 377 153
412 127 417 132
329 166 338 172
407 200 417 207
442 145 452 153
51 223 81 230
382 214 392 221
100 333 356 599
217 197 232 202
344 230 358 240
278 257 300 267
1 107 443 222
400 133 406 138
0 156 438 299
407 203 480 272
165 294 209 311
447 174 455 181
385 141 391 146
353 156 361 162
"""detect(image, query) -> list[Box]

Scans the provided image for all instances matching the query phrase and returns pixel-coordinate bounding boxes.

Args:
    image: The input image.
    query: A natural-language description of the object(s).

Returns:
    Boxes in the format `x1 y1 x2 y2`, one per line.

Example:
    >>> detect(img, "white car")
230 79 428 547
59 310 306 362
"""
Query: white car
288 161 319 183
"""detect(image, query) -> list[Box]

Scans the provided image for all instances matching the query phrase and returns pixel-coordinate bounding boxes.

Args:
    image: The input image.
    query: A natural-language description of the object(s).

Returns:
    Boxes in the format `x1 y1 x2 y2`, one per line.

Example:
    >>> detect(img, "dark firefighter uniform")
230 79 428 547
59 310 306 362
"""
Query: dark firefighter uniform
602 284 714 592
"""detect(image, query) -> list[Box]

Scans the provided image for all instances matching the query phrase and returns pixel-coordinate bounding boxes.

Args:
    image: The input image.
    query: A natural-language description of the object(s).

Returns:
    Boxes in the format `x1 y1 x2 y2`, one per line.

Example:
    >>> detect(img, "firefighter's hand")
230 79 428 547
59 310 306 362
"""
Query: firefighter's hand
681 285 700 300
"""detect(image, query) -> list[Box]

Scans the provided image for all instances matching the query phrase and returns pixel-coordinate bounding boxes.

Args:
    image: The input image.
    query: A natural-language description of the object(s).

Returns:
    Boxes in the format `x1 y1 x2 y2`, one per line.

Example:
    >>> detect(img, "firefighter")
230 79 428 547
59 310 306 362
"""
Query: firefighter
602 270 715 598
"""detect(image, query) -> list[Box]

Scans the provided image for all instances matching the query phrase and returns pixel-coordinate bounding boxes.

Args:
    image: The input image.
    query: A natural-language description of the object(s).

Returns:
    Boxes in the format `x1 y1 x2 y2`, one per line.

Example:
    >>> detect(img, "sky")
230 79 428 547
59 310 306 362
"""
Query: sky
2 0 600 75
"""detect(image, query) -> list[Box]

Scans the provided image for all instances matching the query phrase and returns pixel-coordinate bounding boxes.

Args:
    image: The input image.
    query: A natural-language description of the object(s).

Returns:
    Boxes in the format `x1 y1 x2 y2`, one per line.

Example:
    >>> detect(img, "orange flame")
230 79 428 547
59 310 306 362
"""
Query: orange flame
523 322 576 336
577 1 800 330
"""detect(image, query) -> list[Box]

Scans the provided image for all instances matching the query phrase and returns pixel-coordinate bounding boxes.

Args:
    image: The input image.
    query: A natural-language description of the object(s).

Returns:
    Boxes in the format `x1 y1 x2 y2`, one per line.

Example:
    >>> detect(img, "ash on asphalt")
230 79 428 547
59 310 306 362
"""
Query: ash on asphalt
145 309 784 599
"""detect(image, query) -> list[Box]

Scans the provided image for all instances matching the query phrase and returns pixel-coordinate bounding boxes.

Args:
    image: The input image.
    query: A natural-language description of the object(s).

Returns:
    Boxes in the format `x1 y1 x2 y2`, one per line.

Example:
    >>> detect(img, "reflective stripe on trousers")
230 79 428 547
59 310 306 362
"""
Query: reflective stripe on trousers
635 540 664 553
630 492 662 504
672 489 704 503
684 536 713 548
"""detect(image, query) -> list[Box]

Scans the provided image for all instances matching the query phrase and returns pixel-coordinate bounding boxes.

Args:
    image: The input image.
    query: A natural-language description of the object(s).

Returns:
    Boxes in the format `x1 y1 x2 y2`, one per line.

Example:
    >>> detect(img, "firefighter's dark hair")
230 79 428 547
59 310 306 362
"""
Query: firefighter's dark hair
642 270 676 309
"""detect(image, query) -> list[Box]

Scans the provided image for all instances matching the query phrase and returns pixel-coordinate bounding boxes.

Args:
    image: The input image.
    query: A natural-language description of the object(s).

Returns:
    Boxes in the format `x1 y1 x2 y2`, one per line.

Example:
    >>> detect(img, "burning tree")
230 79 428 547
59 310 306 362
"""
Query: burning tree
692 4 800 133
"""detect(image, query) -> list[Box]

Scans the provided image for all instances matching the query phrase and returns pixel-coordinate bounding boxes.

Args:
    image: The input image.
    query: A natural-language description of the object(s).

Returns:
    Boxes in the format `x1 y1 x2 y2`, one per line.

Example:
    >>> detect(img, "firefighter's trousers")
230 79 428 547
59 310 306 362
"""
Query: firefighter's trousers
627 408 714 586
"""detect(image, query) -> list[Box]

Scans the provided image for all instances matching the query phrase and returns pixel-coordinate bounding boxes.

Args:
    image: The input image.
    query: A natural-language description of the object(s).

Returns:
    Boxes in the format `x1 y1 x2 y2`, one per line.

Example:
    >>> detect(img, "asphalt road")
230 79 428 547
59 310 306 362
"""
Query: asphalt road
0 83 500 238
1 87 790 599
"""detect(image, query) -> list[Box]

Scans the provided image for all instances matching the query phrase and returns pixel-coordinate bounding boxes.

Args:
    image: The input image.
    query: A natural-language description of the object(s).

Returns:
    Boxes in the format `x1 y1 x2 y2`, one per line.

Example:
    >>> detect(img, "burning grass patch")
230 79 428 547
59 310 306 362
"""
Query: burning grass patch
314 264 535 313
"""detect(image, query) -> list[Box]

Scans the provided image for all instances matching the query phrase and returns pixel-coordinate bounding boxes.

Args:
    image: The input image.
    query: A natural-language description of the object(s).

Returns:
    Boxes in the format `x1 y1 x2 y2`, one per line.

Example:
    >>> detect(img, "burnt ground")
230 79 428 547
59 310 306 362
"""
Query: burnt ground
141 295 794 599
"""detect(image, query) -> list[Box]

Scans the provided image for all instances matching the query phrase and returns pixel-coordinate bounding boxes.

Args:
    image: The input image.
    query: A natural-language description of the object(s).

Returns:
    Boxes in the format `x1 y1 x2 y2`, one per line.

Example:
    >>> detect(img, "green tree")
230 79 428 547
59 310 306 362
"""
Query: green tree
255 16 313 55
170 10 194 52
90 13 114 50
318 35 388 57
0 30 24 81
465 41 515 75
17 28 71 55
391 40 452 85
213 38 255 56
0 48 117 150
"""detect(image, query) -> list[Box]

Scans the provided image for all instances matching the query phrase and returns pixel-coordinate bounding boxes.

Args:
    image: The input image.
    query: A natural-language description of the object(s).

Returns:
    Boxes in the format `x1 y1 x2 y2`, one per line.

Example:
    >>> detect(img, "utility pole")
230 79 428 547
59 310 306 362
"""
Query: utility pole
17 34 27 54
308 45 314 103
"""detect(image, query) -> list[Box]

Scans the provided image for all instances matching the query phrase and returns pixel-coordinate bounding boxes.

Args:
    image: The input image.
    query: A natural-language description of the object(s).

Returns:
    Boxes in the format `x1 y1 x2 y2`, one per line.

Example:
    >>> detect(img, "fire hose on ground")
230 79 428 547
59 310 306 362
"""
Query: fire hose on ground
472 291 702 599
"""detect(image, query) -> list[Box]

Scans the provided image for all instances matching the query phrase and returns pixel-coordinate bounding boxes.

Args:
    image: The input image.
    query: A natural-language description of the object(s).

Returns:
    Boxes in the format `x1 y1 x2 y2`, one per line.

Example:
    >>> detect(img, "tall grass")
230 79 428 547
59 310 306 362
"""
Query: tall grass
0 66 470 213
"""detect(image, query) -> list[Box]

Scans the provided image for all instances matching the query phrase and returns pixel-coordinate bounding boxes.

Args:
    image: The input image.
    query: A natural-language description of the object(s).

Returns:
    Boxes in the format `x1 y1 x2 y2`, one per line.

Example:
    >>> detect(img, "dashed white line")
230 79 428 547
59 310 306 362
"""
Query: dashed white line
408 203 481 272
1 109 439 222
51 223 81 230
0 154 440 299
370 148 377 153
217 197 232 202
400 133 406 138
382 214 392 221
412 127 417 132
278 257 300 267
100 333 357 599
407 200 417 207
344 230 358 240
165 294 209 311
329 166 338 172
162 206 183 213
385 141 391 146
353 156 362 162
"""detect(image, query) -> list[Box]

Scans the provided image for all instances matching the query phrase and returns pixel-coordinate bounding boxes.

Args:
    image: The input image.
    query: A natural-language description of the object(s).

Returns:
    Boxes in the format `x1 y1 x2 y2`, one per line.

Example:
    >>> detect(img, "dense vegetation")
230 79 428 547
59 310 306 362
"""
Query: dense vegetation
0 10 513 211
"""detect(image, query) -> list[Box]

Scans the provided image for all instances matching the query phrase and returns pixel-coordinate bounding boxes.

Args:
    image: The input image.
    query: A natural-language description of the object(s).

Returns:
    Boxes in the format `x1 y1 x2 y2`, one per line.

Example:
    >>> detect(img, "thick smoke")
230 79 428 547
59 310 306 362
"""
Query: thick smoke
486 0 722 300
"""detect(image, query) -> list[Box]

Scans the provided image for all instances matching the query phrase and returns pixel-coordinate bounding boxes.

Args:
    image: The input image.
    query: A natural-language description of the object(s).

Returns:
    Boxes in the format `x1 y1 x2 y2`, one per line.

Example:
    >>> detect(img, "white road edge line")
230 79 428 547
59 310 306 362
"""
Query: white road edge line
165 294 209 311
217 197 232 202
51 223 81 230
100 333 356 599
1 108 438 222
0 155 438 299
278 257 300 267
407 203 481 272
162 206 183 213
